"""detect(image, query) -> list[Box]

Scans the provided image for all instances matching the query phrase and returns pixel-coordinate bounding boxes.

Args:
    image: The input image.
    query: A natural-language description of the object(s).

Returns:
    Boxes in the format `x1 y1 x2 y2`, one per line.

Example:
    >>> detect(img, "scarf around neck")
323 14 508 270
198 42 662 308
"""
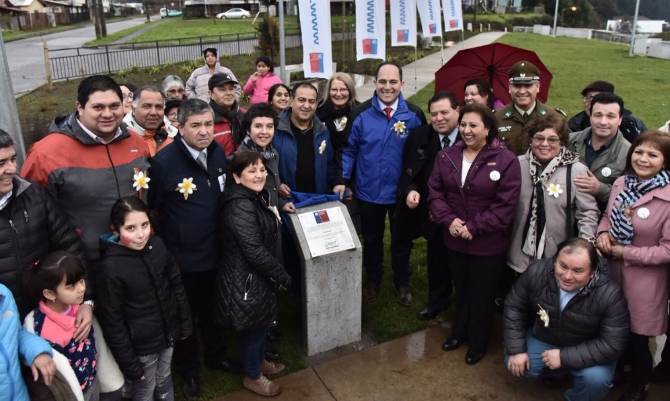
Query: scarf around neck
609 170 670 244
522 147 579 259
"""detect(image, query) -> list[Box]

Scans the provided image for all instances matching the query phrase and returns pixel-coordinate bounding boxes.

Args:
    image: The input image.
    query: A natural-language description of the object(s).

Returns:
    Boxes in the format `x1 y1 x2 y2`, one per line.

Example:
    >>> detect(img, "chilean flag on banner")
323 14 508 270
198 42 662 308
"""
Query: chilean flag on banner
390 0 417 47
356 0 386 60
309 53 324 73
298 0 332 78
442 0 463 32
416 0 442 38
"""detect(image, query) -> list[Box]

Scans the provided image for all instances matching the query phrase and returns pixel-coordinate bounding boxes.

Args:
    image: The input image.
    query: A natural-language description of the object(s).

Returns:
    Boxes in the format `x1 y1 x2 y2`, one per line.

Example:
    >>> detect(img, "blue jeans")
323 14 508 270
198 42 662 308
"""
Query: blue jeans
130 347 174 401
505 334 615 401
239 327 268 379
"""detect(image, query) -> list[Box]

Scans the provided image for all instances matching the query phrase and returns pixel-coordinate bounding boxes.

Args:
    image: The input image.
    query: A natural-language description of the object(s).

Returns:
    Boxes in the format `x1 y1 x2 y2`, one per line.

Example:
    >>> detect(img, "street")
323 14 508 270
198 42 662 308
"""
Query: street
5 16 152 95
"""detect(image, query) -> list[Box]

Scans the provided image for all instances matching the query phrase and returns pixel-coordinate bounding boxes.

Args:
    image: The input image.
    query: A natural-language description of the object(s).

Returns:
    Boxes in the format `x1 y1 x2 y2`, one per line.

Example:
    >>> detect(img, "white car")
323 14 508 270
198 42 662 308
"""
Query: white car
216 8 251 19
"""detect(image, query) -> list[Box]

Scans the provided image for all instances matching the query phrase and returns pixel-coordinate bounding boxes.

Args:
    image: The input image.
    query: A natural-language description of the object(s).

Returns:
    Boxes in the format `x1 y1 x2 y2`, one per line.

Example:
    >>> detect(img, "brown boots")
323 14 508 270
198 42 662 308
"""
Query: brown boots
242 360 286 397
243 375 281 397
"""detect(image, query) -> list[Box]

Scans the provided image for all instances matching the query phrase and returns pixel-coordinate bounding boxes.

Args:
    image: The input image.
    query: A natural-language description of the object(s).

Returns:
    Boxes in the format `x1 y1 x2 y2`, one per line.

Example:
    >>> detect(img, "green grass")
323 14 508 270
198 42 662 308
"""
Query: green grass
410 33 670 129
463 11 547 25
497 32 670 128
84 19 162 47
125 16 297 43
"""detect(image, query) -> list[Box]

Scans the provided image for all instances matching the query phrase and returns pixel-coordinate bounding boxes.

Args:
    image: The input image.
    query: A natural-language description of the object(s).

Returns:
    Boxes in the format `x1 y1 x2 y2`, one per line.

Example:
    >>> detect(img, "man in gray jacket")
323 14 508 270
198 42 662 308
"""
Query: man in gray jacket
569 93 631 210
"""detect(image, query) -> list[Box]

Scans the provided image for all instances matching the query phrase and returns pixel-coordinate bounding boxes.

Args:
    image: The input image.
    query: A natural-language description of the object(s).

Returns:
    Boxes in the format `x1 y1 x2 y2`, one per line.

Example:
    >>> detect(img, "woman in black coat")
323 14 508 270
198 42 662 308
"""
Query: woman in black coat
216 151 292 397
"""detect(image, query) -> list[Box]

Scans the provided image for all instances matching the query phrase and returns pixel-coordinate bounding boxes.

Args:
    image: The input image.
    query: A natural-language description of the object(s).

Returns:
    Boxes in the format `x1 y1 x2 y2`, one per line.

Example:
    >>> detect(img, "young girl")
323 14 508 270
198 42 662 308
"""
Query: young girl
95 196 192 401
23 252 98 401
243 56 283 105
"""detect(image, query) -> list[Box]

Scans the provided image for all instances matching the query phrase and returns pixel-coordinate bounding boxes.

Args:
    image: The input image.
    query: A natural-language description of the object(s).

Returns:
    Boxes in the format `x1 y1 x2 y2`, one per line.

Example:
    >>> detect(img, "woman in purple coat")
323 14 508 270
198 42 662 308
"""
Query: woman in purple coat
428 103 521 365
596 130 670 401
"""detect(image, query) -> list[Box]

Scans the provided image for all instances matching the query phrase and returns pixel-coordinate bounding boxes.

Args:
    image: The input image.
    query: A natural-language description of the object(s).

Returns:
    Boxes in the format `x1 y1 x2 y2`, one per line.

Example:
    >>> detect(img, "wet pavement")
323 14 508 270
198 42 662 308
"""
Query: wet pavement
216 325 669 401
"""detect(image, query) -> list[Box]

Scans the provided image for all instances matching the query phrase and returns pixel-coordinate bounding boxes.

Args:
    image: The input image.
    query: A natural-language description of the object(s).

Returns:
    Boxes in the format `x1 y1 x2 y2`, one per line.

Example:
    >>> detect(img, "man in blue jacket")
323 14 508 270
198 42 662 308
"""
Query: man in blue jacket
342 62 426 304
148 99 232 399
274 82 344 198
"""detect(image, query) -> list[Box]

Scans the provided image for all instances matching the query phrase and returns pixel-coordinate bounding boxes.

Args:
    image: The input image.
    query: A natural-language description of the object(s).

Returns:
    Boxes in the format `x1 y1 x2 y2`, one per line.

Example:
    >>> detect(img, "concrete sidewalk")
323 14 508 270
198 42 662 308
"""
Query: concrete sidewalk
355 31 506 102
216 325 669 401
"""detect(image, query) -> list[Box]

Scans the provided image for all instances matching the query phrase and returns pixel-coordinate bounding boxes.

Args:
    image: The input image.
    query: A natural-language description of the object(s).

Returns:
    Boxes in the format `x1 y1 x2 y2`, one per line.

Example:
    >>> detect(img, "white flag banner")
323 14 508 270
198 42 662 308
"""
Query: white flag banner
355 0 386 61
298 0 333 78
441 0 463 32
390 0 417 47
416 0 442 38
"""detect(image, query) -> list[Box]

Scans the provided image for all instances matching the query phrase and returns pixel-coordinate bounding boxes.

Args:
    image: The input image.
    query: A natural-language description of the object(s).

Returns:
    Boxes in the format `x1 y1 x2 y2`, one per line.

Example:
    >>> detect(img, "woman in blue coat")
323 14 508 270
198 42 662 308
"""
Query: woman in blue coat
0 283 55 401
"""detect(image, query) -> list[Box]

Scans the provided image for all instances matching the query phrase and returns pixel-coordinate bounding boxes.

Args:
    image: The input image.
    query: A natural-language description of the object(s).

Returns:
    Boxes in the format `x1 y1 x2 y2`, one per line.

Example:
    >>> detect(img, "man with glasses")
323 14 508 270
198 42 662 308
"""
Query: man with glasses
495 61 564 155
567 81 646 143
568 93 631 210
342 62 426 304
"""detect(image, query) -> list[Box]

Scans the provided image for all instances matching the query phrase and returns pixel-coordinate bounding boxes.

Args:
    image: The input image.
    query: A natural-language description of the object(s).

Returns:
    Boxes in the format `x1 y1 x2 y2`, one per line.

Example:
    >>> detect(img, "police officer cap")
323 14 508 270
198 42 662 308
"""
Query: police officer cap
508 61 540 84
208 72 239 91
581 80 614 97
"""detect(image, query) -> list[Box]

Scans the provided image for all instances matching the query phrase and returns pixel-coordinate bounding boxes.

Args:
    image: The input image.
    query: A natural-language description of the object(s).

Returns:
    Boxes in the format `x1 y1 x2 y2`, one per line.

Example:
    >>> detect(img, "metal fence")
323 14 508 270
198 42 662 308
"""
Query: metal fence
48 31 304 80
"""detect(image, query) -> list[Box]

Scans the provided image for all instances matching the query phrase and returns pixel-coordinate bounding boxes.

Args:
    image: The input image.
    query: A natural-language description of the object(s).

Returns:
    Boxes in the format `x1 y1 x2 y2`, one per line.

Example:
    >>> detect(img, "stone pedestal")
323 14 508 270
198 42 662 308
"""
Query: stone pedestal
287 201 362 356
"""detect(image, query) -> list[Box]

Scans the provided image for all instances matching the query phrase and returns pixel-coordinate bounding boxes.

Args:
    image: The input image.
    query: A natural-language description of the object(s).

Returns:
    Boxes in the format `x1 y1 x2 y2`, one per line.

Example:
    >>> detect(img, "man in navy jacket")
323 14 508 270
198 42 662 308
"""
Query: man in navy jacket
342 62 426 304
148 99 230 399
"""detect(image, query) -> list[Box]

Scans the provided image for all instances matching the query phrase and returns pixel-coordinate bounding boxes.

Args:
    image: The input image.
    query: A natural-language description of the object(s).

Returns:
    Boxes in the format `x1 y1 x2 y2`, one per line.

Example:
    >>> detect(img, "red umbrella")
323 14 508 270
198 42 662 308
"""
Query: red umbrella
434 43 553 106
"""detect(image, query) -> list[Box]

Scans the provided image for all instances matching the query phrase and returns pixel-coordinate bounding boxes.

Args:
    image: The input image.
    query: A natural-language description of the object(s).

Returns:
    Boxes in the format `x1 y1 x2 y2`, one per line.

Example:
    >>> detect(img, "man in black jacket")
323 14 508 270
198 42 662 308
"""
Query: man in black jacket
567 80 646 143
148 99 232 399
0 129 83 318
504 238 629 401
393 91 459 313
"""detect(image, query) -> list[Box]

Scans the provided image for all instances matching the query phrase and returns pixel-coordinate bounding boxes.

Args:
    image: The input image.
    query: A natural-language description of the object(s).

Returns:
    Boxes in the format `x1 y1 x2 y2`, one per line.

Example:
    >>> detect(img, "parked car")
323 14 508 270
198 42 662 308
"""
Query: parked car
160 8 182 18
216 8 251 19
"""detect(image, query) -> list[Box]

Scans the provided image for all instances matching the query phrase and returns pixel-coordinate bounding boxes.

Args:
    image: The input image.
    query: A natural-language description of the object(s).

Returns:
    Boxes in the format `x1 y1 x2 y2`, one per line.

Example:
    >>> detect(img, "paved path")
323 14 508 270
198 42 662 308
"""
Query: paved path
355 31 506 102
6 16 153 95
109 18 167 45
215 325 669 401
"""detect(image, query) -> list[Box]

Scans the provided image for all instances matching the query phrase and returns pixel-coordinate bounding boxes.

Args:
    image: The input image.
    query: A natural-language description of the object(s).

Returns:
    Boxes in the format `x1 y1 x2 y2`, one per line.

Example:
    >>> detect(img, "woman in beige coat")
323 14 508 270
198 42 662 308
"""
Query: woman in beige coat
508 115 599 274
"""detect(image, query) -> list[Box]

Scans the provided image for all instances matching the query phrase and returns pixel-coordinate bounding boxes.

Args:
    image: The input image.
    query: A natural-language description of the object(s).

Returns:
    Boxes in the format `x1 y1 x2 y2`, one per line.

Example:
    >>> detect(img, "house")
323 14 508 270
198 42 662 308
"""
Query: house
606 18 668 34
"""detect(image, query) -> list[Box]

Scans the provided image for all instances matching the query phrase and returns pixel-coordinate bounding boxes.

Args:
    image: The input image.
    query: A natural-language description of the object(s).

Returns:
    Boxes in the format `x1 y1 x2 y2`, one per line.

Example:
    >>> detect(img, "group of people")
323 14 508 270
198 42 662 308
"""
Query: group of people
0 44 667 401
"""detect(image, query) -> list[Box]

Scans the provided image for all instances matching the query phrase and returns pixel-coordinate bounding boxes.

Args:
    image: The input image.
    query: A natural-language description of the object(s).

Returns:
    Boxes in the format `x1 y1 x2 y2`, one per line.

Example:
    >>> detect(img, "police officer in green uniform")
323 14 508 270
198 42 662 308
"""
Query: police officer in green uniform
495 61 564 155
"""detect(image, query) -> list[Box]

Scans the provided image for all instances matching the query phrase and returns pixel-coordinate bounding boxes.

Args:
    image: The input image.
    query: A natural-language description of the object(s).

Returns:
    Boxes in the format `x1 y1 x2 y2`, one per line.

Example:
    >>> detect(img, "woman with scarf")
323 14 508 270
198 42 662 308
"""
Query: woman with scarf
596 130 670 401
316 72 359 166
209 72 246 156
508 115 599 274
238 103 295 214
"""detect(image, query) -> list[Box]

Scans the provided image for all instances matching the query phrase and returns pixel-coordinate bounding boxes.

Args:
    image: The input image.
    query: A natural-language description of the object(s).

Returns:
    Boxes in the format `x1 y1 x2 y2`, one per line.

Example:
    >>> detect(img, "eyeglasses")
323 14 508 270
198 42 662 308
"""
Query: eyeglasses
532 135 561 145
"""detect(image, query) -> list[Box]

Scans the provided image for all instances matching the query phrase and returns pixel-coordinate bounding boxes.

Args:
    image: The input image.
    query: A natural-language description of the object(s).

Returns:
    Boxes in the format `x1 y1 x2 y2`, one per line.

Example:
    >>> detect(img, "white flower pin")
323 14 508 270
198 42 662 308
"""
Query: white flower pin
393 121 406 135
546 183 563 198
133 171 150 191
318 139 327 155
176 177 197 200
537 304 550 327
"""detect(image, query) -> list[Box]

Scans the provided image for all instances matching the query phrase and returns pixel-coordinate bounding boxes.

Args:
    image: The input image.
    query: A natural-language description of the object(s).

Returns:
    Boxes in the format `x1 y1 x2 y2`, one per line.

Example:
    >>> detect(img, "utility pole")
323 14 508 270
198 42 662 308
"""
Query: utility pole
278 0 286 82
629 0 641 56
0 31 27 166
552 0 559 36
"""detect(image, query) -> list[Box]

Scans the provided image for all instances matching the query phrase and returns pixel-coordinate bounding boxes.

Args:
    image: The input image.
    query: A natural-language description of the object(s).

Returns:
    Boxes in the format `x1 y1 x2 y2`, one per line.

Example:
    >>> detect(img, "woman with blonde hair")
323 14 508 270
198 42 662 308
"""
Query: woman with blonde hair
317 72 359 164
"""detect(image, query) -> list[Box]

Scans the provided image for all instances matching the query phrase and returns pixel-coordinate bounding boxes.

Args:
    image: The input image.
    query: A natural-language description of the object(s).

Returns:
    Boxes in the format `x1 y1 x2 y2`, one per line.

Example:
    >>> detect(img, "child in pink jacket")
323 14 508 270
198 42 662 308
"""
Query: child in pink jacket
243 56 283 105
